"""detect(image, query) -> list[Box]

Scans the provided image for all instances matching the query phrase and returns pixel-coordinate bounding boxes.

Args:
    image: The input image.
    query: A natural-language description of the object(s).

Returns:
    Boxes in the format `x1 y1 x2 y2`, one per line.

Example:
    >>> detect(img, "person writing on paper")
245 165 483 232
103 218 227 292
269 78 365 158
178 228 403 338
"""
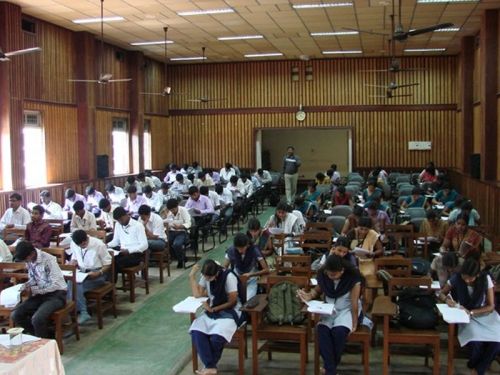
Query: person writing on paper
297 254 361 375
11 241 67 338
345 217 383 258
420 210 449 248
189 260 244 375
69 230 111 324
164 198 192 269
318 236 358 269
438 258 500 375
223 233 269 299
246 218 274 267
265 202 301 237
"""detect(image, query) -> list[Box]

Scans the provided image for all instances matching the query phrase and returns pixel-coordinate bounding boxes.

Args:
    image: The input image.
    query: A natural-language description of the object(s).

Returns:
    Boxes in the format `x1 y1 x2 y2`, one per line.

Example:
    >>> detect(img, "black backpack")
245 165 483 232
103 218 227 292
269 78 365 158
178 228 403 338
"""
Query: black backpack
411 258 431 276
396 287 438 329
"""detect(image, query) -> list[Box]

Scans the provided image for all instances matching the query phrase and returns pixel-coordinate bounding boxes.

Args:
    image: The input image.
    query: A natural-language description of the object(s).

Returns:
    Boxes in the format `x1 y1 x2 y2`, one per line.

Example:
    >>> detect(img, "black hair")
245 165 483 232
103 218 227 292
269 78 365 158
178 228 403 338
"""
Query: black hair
367 201 378 210
367 178 377 187
337 186 346 194
326 168 334 177
201 259 221 277
234 232 250 247
187 173 195 182
215 184 223 195
188 186 198 195
456 212 470 225
99 198 110 209
315 172 325 181
143 185 153 194
247 217 261 231
287 146 295 151
32 205 45 215
65 189 75 199
199 186 209 195
160 182 169 190
352 205 364 217
461 201 473 211
85 186 95 195
461 257 481 278
257 168 263 175
358 217 372 229
330 164 337 171
138 204 151 216
225 162 232 169
137 172 145 180
10 193 22 201
229 175 238 184
321 254 357 278
71 230 88 245
105 183 115 193
411 187 421 195
192 161 199 168
307 181 317 190
176 173 184 182
40 190 50 198
426 210 438 220
127 176 135 183
198 171 205 178
113 206 128 220
14 241 36 262
73 200 85 211
335 236 350 248
442 252 459 269
276 202 289 212
166 198 179 210
127 185 137 194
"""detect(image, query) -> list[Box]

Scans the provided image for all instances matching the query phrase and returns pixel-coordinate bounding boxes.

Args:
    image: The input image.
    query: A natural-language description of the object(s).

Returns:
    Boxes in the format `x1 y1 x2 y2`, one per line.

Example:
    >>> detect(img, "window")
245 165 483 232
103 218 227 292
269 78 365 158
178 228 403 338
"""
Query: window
143 120 152 170
112 117 130 175
23 111 47 187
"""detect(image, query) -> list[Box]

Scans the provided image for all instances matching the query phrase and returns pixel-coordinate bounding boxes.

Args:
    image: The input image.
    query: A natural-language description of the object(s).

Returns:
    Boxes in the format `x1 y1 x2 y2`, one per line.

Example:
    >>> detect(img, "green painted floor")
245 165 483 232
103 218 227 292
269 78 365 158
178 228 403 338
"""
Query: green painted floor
64 208 274 375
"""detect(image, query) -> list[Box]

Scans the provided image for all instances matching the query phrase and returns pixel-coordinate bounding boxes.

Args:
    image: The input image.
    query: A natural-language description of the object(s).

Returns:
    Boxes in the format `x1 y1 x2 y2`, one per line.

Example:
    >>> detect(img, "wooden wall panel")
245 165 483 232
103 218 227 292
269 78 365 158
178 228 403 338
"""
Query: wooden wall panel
23 102 78 183
147 115 172 170
144 59 168 115
473 104 482 153
95 43 131 110
95 110 130 175
473 44 481 103
168 56 457 110
21 20 76 104
171 110 457 170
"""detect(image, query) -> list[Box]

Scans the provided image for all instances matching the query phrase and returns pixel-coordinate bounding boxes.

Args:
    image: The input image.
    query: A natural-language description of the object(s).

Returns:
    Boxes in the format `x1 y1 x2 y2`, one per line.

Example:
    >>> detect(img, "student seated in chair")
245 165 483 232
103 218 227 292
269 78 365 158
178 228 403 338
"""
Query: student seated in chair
223 233 269 299
39 190 63 220
246 218 274 267
0 193 31 233
107 207 148 281
189 260 245 375
69 230 111 324
438 257 500 375
297 254 362 375
24 205 52 249
401 187 426 210
138 204 167 253
11 241 67 338
164 199 191 268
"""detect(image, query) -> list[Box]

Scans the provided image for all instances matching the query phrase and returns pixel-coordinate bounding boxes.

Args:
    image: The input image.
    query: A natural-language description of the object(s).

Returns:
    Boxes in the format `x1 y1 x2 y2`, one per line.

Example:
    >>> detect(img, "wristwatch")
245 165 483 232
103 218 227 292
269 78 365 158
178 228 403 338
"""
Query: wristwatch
470 310 474 316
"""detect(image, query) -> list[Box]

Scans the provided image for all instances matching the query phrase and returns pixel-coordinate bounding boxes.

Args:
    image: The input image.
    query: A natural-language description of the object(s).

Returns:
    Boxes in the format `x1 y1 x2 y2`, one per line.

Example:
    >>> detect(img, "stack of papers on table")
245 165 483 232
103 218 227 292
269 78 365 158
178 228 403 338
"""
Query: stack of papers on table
436 304 470 324
419 280 441 290
306 300 336 315
0 334 40 348
173 296 208 314
0 284 23 307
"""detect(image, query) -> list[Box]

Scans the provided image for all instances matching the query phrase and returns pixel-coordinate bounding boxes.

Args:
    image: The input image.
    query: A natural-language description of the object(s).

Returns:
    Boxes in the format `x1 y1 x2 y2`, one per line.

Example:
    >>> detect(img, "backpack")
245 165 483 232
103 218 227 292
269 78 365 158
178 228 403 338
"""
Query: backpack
265 281 305 325
396 287 438 329
411 258 430 276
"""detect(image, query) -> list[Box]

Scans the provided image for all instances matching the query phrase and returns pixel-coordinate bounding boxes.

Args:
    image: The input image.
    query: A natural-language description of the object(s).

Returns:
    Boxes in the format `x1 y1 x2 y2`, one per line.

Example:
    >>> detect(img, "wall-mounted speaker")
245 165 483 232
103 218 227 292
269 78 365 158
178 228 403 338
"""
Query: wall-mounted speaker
115 51 125 62
97 155 109 178
470 153 480 179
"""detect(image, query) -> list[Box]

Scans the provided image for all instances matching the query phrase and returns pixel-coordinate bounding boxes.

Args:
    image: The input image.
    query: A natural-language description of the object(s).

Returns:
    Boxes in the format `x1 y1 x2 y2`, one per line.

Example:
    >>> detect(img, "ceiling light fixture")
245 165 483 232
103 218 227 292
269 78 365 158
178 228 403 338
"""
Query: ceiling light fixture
244 52 283 58
434 27 460 32
73 16 124 24
322 50 362 54
217 35 264 41
130 40 174 46
177 8 234 16
170 56 207 61
404 48 446 52
311 31 358 36
417 0 477 3
292 2 353 9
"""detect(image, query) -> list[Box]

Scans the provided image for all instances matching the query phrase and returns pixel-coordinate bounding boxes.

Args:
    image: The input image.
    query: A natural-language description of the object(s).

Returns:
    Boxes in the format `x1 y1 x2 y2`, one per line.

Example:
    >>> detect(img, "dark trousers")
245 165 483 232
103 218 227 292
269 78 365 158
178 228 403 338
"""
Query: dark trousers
11 290 67 338
168 230 187 263
191 330 227 369
114 252 142 280
468 341 500 375
148 238 167 252
317 325 350 375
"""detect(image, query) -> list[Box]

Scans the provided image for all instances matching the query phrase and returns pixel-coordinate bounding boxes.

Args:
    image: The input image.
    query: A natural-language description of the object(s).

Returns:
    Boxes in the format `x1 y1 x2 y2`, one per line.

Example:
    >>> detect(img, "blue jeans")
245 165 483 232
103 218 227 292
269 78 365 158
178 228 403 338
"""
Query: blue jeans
168 230 187 262
148 238 167 252
68 275 107 314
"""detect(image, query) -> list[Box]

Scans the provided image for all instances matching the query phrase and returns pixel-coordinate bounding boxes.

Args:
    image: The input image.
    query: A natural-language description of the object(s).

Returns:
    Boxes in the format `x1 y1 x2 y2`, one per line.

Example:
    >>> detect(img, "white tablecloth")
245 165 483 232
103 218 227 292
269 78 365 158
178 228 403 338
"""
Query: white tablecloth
0 339 65 375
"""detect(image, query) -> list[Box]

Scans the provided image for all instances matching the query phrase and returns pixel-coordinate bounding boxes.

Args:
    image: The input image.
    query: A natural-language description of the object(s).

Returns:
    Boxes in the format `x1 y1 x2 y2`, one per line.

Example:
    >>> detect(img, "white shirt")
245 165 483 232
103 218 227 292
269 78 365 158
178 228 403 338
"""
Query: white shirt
0 239 13 262
254 170 272 184
108 187 126 207
218 188 234 206
219 168 236 183
139 212 167 240
206 191 221 215
0 206 31 231
70 210 97 232
144 192 164 213
164 170 179 184
150 175 162 189
70 236 111 270
86 191 105 211
170 181 190 196
100 209 115 230
164 206 192 231
241 179 254 197
41 201 63 220
107 219 148 254
228 180 246 198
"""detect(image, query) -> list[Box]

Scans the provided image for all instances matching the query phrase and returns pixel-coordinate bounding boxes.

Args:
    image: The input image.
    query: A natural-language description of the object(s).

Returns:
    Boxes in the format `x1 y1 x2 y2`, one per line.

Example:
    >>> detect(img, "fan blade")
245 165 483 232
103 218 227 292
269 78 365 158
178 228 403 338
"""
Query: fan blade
407 23 454 37
186 99 202 103
68 79 99 83
365 84 387 88
397 82 419 88
397 68 426 72
205 98 226 102
369 95 387 98
140 92 165 96
342 27 388 37
108 78 132 83
391 94 413 97
4 47 41 57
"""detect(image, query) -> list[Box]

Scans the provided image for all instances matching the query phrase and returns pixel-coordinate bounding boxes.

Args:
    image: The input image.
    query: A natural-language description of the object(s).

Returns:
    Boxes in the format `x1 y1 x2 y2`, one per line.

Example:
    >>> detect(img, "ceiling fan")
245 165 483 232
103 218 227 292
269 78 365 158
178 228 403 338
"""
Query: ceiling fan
345 0 453 42
68 0 131 84
370 90 413 99
0 47 41 62
186 47 226 104
366 80 419 91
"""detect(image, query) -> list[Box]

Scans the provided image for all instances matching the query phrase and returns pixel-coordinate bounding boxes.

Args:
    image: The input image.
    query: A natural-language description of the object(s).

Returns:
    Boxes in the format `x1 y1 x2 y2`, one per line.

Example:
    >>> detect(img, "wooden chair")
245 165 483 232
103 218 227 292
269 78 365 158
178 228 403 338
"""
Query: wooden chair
305 222 334 234
243 275 310 375
2 227 25 244
0 262 28 327
299 230 332 258
51 264 80 354
119 251 150 303
372 277 440 375
45 219 64 246
275 255 312 278
190 278 248 375
385 224 415 257
149 232 170 284
41 247 66 265
85 251 117 329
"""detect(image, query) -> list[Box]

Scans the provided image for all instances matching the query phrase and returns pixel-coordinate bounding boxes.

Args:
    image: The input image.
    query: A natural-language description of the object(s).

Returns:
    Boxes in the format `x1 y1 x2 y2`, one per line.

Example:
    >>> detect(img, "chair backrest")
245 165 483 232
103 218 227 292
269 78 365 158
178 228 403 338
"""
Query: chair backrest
331 205 352 218
410 218 424 232
46 219 64 240
396 182 413 192
2 228 25 243
42 247 66 265
375 257 412 278
406 207 426 219
397 195 409 206
275 255 312 278
59 264 77 303
395 175 411 184
345 186 359 196
399 187 414 197
388 276 432 298
325 215 346 236
299 231 332 256
346 181 362 188
348 175 364 183
266 274 310 290
385 224 415 256
0 263 28 292
305 222 333 234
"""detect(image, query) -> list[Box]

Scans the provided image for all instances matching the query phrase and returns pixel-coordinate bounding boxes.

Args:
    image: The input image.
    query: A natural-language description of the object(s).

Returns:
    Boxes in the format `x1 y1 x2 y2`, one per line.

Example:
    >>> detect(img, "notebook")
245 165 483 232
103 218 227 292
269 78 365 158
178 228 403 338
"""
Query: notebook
436 304 470 324
173 296 209 314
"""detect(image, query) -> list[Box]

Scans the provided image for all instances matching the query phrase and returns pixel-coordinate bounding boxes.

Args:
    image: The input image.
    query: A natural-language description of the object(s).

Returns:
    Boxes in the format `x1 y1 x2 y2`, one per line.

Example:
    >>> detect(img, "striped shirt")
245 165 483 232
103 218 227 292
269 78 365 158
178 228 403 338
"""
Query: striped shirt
25 250 67 295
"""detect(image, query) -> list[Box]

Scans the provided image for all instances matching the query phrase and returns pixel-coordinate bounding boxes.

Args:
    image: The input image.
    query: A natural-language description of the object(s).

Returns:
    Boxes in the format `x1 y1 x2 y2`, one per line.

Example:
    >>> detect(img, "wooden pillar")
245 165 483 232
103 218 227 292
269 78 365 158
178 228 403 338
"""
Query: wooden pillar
460 36 474 173
129 51 145 173
479 9 498 181
74 32 97 180
0 2 25 191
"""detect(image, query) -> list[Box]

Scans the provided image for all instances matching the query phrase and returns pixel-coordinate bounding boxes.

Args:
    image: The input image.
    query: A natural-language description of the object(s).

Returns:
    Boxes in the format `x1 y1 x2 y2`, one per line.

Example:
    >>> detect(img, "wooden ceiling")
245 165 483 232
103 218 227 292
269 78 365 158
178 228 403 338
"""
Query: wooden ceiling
7 0 500 62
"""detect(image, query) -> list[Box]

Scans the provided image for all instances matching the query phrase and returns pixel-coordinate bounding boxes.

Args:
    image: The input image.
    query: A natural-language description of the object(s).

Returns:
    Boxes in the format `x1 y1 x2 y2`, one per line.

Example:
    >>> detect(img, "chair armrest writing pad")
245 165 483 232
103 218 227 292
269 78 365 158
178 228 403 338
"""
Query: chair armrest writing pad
371 296 397 316
241 294 268 313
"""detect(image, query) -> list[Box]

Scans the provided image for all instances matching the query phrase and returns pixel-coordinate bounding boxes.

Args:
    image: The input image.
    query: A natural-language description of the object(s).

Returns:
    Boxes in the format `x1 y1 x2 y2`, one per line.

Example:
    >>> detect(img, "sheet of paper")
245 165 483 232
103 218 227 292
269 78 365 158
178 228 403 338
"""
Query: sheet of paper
0 283 23 307
306 300 336 315
436 303 470 324
435 204 445 210
76 271 89 283
352 247 371 257
310 278 318 286
323 209 332 215
420 280 441 290
173 296 209 314
0 334 41 348
107 248 120 256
